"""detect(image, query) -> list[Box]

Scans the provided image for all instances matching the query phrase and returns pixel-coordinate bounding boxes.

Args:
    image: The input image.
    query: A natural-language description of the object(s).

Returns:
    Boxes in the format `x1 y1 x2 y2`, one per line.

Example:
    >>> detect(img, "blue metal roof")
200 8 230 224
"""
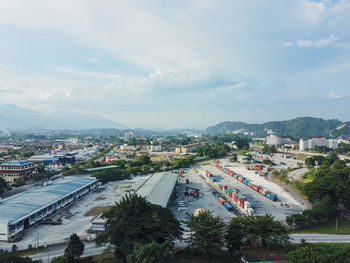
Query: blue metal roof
0 176 97 224
0 160 33 166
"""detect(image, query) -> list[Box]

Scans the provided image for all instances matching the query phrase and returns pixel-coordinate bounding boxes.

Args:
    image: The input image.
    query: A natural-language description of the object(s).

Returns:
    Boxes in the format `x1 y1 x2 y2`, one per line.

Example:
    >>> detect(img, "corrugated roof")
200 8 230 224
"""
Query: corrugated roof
83 165 119 173
0 160 33 166
136 172 178 207
0 176 97 224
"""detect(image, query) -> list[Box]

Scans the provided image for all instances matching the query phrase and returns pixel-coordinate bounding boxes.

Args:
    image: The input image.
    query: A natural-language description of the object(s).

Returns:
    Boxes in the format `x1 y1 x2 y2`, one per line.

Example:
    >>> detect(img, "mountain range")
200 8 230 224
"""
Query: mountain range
0 104 126 130
207 117 350 138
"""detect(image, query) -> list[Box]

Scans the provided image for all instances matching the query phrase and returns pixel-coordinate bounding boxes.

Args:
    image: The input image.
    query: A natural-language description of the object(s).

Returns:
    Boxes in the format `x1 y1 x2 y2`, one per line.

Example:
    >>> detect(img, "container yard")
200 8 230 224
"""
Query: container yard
201 162 304 221
213 163 278 201
169 168 236 223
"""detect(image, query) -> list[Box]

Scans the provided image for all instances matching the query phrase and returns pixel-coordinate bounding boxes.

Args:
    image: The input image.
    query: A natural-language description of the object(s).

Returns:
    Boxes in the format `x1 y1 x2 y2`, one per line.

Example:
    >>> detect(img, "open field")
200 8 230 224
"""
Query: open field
293 218 350 235
84 205 113 216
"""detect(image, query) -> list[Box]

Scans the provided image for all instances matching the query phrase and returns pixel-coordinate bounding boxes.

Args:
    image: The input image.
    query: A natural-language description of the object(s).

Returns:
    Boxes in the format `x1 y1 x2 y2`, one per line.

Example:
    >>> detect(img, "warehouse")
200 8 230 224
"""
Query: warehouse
136 172 178 207
0 176 98 241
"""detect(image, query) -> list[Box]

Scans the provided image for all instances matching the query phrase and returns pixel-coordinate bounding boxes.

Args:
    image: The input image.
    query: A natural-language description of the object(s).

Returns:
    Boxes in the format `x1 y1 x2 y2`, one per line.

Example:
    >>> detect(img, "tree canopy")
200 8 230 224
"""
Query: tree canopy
99 194 182 260
64 233 85 263
184 210 226 256
126 241 174 263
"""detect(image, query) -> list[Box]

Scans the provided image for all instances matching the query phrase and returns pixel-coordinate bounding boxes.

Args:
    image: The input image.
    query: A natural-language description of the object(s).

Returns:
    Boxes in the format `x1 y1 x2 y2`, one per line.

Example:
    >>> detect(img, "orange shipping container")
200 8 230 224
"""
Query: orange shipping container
218 197 225 205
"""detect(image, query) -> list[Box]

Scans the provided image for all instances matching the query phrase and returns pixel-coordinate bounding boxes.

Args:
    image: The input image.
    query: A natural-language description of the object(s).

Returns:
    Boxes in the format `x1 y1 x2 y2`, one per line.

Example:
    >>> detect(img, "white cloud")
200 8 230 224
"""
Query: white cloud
285 33 340 48
296 0 326 24
329 91 343 98
297 33 338 48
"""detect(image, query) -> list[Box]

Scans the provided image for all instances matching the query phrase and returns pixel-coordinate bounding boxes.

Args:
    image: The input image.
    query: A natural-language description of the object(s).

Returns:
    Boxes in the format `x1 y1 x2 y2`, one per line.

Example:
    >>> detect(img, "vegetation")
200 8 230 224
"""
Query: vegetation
97 194 182 261
0 177 8 195
261 145 277 153
64 233 85 262
184 210 226 256
262 159 273 165
0 252 42 262
305 154 338 167
197 142 231 159
288 241 350 263
207 117 342 138
292 217 350 234
126 241 174 263
287 158 350 227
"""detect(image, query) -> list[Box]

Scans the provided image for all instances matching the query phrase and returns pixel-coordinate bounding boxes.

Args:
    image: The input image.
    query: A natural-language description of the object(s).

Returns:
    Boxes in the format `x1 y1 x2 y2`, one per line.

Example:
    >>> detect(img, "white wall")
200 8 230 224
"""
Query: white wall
0 219 9 241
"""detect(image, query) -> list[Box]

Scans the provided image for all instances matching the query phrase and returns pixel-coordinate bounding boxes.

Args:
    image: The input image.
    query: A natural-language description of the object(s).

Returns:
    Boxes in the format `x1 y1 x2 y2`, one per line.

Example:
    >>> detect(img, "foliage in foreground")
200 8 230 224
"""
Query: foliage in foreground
126 241 174 263
98 194 182 260
184 210 226 256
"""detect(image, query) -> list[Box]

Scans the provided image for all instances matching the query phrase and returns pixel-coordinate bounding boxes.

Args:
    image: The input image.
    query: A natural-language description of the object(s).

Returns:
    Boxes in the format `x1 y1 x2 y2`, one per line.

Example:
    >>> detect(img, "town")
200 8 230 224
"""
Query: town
1 124 350 262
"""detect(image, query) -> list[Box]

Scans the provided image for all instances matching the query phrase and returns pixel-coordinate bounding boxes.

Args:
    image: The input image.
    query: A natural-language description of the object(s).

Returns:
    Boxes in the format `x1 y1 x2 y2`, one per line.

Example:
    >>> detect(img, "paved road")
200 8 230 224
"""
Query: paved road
28 233 350 262
30 242 110 263
288 168 308 181
291 234 350 243
266 171 312 209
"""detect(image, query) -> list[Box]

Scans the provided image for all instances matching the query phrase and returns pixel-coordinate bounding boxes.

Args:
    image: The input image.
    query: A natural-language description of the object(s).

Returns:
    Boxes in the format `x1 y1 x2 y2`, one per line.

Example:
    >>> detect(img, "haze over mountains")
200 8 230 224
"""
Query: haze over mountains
0 104 126 130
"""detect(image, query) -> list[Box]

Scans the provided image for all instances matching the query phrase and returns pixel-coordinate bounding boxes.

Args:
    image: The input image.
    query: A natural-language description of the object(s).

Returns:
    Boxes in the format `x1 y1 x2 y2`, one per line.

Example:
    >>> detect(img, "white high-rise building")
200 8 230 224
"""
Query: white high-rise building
266 135 282 145
299 138 338 151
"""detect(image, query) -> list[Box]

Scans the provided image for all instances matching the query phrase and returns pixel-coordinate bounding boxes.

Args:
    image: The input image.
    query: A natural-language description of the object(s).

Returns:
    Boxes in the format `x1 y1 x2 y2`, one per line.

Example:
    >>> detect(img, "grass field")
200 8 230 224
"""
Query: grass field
84 205 113 216
293 218 350 234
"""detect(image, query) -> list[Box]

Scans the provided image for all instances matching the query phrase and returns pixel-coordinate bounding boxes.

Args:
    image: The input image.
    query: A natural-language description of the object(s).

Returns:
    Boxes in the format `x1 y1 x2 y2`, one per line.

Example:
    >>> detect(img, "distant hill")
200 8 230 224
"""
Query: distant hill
0 104 126 130
207 117 344 138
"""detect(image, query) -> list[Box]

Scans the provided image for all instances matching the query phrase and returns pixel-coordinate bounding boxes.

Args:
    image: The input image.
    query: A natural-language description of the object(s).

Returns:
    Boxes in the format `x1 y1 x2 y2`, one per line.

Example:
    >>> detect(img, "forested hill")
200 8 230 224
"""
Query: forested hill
206 117 344 138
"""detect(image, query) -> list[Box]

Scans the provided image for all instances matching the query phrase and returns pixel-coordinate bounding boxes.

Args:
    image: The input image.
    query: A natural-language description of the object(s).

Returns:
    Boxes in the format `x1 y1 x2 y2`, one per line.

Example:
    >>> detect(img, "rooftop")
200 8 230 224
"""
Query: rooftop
83 165 119 173
0 160 33 166
136 172 178 207
0 176 97 224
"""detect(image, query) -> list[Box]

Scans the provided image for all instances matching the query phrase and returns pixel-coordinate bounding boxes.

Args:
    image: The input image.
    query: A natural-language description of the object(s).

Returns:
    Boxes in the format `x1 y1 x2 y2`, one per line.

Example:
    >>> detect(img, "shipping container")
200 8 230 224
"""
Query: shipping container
218 197 225 205
224 202 233 211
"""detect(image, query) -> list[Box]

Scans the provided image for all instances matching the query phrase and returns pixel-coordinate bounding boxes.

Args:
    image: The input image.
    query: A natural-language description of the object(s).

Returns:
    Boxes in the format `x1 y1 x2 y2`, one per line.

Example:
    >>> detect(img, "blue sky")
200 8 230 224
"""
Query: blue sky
0 0 349 129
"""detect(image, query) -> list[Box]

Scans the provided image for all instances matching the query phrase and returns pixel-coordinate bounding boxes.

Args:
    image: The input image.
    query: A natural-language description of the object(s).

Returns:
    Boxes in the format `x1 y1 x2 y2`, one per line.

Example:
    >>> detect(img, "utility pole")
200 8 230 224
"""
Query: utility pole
336 217 339 232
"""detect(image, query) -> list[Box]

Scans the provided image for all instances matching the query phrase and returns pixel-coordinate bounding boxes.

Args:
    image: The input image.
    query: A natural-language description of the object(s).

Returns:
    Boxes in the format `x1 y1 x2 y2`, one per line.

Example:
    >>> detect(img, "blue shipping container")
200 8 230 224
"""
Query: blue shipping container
223 202 233 211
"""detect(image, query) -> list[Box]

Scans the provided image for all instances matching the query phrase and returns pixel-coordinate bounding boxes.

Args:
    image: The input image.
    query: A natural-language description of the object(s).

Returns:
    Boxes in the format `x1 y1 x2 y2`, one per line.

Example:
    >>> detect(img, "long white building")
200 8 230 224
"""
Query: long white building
0 176 98 241
299 138 338 151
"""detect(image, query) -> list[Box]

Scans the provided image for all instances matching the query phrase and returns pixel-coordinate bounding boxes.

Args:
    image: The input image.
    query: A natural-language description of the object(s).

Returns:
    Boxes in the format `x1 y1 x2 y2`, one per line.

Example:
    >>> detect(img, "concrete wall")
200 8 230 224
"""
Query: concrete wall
0 219 9 241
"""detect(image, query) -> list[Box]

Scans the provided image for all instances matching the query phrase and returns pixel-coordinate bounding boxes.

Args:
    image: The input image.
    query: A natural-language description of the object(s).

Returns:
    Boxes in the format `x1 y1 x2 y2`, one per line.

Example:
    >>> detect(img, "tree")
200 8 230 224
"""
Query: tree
226 217 244 257
263 159 273 166
99 194 182 260
0 177 8 195
133 155 151 166
64 233 85 263
184 210 226 255
332 159 346 170
240 215 290 248
288 245 322 263
50 256 66 263
0 252 42 262
126 241 174 263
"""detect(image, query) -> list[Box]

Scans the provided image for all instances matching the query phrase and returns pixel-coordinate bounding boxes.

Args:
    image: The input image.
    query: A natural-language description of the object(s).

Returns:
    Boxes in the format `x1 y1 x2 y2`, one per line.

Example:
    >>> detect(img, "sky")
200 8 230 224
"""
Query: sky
0 0 349 129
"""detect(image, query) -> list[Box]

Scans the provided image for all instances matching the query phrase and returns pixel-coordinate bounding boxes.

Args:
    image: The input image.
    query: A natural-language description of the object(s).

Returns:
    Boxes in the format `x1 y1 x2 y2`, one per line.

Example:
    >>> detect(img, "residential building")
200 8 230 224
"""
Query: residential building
150 145 162 152
0 160 35 184
338 134 350 144
266 135 282 145
299 138 338 151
